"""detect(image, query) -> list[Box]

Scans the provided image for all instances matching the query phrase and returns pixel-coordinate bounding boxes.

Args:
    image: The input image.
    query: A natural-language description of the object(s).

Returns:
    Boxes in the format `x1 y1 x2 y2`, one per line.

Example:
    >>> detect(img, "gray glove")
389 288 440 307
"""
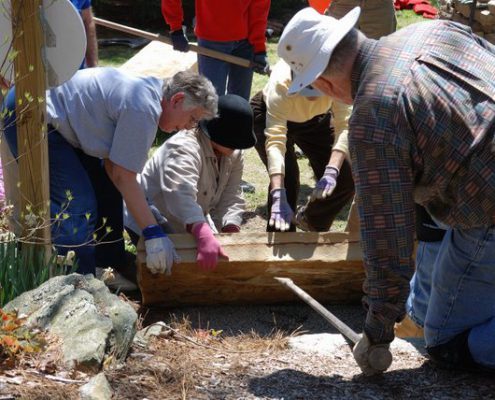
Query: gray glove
352 334 393 376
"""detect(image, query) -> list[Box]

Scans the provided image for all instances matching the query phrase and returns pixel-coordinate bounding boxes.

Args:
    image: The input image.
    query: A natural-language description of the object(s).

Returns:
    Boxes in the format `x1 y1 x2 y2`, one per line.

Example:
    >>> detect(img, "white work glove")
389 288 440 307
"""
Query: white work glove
143 224 179 275
352 333 393 376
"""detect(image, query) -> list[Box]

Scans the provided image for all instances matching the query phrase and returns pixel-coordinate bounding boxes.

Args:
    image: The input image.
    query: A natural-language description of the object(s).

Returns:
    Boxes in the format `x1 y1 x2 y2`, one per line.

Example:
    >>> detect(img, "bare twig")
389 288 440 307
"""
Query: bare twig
26 370 86 384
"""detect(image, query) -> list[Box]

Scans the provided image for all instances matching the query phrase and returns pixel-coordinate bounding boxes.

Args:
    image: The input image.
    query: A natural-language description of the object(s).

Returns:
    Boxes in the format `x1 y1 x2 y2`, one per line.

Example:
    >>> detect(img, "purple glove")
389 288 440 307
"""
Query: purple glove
191 222 229 271
269 188 294 232
310 165 339 201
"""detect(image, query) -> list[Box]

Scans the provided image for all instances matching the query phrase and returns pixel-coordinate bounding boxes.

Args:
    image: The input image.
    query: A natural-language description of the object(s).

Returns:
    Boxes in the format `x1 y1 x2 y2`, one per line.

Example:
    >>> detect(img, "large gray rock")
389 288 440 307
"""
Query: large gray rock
5 274 137 371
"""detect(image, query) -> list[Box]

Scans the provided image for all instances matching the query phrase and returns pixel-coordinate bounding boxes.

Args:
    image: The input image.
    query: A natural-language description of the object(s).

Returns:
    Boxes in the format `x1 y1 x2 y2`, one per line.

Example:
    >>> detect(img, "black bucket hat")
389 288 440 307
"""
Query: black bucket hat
199 94 256 149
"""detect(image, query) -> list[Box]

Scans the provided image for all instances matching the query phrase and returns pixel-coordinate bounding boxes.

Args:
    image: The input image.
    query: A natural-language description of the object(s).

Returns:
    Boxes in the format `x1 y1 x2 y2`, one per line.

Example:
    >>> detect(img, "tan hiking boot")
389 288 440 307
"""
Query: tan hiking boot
395 315 424 338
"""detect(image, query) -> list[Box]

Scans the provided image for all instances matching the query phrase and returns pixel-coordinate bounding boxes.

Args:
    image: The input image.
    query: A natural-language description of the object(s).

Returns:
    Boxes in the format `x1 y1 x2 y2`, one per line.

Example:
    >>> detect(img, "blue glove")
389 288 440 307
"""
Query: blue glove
253 52 270 75
170 29 189 52
269 188 294 231
310 165 339 201
143 224 179 275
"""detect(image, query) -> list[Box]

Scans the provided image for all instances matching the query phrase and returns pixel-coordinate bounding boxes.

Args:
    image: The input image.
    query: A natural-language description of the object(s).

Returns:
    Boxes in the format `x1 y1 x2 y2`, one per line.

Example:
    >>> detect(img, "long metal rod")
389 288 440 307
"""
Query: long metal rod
274 277 360 343
94 17 253 69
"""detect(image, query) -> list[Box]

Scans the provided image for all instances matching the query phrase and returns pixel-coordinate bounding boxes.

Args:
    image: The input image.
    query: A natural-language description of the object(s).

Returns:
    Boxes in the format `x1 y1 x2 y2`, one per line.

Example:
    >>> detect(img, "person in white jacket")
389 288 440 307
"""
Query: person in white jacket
125 94 256 271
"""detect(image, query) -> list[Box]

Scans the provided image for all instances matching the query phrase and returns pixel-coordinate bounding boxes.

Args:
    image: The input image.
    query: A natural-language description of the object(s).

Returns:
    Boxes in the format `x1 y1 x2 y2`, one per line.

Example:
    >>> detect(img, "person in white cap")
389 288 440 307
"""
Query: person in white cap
278 7 495 375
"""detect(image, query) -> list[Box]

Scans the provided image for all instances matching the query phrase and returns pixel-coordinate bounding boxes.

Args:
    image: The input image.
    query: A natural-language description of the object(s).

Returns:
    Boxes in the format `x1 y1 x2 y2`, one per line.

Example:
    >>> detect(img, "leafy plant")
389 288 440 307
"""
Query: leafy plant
0 236 76 307
0 308 44 364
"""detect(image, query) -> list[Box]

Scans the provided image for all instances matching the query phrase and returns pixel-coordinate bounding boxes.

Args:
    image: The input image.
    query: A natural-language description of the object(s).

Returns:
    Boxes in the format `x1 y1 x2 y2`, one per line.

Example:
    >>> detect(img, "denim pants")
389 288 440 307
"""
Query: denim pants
3 89 125 274
197 38 254 100
250 91 355 232
418 227 495 368
406 240 442 327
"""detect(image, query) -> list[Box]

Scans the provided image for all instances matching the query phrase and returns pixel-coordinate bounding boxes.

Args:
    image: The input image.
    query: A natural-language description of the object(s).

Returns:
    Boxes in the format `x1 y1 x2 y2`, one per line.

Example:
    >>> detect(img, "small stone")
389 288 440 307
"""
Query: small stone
79 373 112 400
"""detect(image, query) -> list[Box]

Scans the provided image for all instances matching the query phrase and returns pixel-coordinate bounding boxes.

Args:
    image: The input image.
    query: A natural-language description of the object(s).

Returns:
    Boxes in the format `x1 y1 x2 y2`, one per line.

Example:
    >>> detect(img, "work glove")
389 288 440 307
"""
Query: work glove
253 52 271 75
143 224 179 275
170 29 189 52
192 222 229 271
269 188 294 232
221 224 240 233
352 333 393 376
310 165 339 202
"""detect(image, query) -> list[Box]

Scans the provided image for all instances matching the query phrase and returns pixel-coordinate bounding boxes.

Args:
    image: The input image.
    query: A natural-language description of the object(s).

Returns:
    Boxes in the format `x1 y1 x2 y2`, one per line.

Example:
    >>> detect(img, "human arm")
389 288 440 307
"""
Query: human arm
351 137 415 345
161 0 188 51
211 152 245 232
248 0 270 53
265 115 294 232
80 6 98 67
161 0 184 31
311 100 351 200
104 160 177 274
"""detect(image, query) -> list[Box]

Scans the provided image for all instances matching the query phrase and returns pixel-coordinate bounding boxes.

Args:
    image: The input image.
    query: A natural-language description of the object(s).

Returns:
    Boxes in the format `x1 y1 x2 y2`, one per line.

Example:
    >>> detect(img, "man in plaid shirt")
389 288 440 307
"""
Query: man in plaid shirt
278 7 495 375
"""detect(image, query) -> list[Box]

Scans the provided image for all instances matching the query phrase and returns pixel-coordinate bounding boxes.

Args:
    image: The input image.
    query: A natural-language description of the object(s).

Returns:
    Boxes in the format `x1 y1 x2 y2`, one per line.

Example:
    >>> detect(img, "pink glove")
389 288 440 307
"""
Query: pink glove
191 222 229 271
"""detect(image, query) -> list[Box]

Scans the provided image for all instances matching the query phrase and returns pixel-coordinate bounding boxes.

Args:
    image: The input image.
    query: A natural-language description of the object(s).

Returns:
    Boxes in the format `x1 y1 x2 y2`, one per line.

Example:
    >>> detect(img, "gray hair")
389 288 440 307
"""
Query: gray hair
323 28 359 77
162 71 218 119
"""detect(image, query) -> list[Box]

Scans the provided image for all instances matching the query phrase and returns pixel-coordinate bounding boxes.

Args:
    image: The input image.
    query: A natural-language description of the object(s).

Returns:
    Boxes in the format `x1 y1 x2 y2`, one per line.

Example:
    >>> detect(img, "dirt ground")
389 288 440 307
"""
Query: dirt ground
2 298 495 400
1 186 494 399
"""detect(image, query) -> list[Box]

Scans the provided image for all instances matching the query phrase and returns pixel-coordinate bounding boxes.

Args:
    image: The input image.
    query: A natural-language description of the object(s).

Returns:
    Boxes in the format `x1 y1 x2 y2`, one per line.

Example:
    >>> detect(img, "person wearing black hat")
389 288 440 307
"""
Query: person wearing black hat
124 94 256 271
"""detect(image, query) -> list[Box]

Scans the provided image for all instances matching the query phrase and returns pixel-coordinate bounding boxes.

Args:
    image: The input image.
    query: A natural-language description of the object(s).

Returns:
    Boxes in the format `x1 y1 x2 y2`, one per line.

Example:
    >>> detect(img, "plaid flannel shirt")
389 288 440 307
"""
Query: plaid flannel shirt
349 20 495 343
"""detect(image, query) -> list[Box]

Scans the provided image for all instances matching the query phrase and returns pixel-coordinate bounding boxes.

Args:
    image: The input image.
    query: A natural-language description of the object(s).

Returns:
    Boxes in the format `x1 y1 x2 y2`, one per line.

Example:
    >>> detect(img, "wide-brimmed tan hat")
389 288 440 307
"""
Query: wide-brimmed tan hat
278 6 361 95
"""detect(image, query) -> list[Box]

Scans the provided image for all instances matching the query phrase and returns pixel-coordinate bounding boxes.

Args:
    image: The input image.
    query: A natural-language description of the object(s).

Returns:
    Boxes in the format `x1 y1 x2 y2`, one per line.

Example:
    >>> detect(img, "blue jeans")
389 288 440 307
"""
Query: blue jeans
406 240 442 327
421 227 495 368
197 38 254 100
3 89 125 274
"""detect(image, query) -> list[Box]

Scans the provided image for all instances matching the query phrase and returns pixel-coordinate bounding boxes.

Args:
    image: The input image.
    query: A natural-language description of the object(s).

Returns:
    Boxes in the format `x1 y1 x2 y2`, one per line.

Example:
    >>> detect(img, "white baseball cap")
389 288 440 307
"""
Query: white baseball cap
278 6 361 95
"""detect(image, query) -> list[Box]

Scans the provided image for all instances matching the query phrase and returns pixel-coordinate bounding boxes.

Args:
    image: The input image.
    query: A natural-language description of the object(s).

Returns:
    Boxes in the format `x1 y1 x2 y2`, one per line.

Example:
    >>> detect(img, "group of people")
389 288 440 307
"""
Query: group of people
2 0 494 377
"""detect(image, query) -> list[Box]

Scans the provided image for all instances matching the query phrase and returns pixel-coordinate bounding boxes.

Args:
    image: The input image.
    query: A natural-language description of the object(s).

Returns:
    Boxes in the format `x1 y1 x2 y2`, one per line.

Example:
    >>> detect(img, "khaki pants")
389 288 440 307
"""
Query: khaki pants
328 0 397 39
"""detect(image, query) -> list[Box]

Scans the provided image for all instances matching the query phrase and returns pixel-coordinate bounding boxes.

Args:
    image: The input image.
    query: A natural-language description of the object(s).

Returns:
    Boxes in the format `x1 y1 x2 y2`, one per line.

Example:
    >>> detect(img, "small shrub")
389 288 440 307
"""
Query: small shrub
0 308 44 366
0 236 75 307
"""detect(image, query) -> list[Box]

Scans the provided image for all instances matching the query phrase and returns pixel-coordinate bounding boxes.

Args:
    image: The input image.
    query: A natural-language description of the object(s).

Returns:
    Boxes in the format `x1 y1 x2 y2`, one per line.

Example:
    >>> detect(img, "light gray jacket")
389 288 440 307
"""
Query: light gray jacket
125 129 245 234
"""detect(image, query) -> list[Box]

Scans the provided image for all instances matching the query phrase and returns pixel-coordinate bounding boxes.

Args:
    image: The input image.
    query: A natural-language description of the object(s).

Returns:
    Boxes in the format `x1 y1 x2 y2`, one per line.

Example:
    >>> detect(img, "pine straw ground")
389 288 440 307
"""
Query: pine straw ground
1 303 495 400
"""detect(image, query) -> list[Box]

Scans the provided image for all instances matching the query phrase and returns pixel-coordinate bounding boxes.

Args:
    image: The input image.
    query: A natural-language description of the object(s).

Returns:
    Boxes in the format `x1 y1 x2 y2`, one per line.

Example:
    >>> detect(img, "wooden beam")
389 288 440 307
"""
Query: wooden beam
137 232 365 306
12 0 51 252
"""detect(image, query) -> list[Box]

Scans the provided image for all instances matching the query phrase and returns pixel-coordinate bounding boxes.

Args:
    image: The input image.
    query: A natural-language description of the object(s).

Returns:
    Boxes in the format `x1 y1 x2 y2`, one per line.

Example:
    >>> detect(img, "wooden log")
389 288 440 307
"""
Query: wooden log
12 0 51 252
137 231 365 307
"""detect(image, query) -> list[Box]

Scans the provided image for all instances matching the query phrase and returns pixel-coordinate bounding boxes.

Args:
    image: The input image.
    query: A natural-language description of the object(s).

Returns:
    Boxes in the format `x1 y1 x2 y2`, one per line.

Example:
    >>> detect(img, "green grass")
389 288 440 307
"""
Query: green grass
98 46 141 67
396 9 428 30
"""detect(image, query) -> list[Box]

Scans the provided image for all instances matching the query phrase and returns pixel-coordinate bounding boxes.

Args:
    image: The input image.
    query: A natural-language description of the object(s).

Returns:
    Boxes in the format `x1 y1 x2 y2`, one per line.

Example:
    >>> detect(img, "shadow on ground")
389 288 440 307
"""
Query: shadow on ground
247 363 495 400
142 303 366 337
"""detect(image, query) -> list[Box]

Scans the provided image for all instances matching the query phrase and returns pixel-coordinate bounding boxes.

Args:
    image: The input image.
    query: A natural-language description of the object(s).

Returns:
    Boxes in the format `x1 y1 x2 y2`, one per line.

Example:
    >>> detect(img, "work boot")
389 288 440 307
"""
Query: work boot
394 315 424 339
427 330 494 373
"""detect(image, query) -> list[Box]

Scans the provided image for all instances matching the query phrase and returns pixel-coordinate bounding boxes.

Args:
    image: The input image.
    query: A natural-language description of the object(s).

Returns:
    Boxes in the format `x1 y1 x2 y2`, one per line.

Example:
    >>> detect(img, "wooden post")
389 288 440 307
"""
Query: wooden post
11 0 51 256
